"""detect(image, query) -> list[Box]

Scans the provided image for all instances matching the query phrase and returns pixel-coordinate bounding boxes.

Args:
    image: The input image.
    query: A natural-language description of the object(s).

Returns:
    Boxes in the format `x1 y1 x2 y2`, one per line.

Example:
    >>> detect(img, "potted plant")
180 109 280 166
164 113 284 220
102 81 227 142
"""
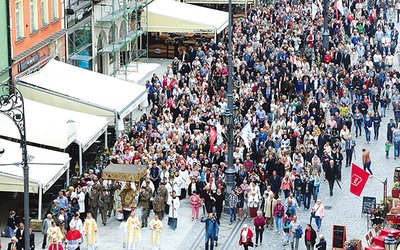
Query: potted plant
392 182 400 198
347 238 362 250
387 196 394 212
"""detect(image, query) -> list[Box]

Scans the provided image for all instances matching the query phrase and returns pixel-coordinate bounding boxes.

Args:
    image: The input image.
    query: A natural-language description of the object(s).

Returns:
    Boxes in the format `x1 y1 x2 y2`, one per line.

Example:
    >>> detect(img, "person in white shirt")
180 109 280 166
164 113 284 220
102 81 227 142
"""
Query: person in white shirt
69 212 83 235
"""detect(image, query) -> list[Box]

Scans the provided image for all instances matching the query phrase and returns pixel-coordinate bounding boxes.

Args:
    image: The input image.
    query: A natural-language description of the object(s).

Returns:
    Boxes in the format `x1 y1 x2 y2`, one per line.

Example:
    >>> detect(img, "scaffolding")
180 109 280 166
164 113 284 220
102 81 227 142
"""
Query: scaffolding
66 0 94 70
95 0 148 78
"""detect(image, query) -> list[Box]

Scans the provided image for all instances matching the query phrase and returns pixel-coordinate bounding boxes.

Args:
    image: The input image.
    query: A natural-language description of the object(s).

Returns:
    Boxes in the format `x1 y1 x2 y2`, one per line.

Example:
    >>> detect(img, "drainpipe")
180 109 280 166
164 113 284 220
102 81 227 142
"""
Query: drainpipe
6 0 12 83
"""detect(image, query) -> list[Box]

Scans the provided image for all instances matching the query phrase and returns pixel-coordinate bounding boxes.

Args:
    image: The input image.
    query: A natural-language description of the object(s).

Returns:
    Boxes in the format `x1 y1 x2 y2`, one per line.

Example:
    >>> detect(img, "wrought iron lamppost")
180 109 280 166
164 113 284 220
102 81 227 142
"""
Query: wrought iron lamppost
223 0 235 200
222 108 234 194
0 84 29 250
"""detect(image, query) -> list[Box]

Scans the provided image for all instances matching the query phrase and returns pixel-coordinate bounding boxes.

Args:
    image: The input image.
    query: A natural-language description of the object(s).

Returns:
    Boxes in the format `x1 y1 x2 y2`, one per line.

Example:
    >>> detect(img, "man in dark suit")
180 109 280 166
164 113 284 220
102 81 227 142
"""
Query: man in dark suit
333 48 342 65
187 46 196 64
28 228 34 250
181 49 190 63
15 223 25 250
342 50 351 71
7 237 17 250
324 160 339 196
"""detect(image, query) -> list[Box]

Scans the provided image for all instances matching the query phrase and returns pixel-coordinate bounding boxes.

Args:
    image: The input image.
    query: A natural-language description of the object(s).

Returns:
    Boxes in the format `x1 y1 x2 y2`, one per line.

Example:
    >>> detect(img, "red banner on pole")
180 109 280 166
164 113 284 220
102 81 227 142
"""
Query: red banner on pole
350 163 370 196
210 126 217 153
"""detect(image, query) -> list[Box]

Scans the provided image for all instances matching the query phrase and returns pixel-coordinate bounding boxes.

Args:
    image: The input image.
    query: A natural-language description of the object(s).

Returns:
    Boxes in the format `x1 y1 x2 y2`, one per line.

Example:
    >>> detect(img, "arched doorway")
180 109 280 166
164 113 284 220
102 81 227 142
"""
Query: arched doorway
97 30 106 74
119 20 129 66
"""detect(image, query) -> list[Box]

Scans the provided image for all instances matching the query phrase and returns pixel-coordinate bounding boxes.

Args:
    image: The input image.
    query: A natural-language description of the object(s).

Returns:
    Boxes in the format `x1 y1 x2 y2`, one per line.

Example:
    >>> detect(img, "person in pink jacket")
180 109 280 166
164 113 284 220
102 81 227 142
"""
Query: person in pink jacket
190 190 201 221
310 200 325 232
280 173 294 199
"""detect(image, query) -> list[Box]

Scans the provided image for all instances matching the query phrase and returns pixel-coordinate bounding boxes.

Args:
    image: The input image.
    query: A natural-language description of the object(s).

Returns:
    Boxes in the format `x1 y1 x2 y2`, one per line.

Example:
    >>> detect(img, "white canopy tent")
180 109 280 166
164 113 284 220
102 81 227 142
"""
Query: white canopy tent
0 100 78 149
17 59 147 134
146 0 229 35
183 0 249 13
0 138 71 219
0 99 108 173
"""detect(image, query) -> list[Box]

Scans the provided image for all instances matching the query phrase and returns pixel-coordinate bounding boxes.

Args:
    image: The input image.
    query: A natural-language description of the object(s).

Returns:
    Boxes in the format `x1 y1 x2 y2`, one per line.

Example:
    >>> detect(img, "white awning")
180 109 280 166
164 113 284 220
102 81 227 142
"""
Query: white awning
0 138 71 193
17 59 147 125
0 99 108 151
0 100 77 149
146 0 229 34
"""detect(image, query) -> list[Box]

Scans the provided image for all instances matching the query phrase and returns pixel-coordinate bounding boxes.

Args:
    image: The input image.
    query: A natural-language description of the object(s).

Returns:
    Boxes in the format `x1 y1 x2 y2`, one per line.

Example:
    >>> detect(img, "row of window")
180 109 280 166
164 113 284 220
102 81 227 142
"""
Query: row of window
15 0 59 40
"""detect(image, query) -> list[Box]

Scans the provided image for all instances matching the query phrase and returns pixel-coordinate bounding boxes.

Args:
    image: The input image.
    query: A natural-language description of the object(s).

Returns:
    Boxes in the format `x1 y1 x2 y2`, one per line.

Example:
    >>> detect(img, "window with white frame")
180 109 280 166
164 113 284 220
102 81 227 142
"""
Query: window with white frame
41 0 49 26
15 0 24 39
30 0 38 33
51 0 58 20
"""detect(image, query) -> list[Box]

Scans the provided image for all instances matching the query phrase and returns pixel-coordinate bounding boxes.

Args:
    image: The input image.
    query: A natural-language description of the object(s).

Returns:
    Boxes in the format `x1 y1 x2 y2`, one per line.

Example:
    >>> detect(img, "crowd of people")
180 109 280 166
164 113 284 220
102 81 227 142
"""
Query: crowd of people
3 0 400 248
142 0 400 248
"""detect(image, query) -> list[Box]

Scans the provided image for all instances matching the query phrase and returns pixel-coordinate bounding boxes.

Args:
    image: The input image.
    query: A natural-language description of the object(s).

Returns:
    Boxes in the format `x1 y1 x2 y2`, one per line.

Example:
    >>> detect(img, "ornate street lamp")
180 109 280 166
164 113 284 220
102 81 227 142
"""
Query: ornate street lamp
384 234 398 250
222 108 233 126
0 84 29 250
223 106 235 200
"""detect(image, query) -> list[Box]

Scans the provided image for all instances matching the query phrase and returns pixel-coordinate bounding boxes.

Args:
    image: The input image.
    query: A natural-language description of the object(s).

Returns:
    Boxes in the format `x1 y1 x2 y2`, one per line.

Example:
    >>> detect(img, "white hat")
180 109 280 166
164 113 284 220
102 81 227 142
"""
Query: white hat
319 234 324 239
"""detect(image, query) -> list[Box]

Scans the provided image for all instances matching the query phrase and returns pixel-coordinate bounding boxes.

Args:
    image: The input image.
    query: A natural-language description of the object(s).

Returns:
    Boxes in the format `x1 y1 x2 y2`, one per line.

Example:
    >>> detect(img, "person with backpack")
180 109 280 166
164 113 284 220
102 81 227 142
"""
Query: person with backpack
289 216 302 250
282 211 292 246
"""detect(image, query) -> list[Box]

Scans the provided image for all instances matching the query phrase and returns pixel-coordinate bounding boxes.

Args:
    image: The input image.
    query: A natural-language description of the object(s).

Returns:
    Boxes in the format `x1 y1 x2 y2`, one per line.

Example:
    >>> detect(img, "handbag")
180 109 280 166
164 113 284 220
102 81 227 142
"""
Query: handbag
311 205 320 218
248 241 254 247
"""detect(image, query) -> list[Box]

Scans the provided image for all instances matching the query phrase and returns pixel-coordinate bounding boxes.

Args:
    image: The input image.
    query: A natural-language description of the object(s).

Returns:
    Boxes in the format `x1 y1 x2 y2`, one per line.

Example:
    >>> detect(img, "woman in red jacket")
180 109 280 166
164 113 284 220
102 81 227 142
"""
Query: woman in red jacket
239 224 254 250
253 210 266 247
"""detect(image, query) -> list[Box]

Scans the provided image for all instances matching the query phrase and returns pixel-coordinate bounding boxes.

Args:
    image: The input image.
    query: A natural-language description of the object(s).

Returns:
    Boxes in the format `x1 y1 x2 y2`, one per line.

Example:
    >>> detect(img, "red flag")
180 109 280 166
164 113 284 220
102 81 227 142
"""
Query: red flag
350 163 370 196
210 126 217 152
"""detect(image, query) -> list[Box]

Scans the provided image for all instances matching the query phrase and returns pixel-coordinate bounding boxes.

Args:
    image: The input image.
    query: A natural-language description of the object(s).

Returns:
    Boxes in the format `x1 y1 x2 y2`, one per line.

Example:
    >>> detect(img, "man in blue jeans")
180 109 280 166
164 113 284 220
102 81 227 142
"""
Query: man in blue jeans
301 176 313 210
362 149 373 177
228 189 238 225
201 213 219 250
393 127 400 159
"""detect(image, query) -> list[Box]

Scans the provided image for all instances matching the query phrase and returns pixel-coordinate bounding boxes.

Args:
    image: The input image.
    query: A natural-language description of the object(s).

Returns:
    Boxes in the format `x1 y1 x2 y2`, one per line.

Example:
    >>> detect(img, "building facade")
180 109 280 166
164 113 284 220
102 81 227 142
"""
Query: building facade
93 0 148 77
10 0 66 83
0 0 11 84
